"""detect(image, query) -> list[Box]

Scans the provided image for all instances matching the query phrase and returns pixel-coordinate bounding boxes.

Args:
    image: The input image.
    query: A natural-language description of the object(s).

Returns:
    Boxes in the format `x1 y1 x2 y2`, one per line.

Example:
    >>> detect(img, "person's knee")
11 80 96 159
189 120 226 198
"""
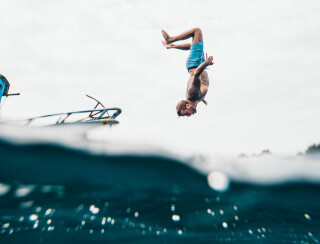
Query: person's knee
194 27 202 34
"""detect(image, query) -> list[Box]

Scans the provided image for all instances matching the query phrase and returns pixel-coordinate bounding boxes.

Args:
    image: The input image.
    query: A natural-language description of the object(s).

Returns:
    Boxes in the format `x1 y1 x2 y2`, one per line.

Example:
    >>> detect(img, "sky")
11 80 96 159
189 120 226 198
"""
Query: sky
0 0 319 155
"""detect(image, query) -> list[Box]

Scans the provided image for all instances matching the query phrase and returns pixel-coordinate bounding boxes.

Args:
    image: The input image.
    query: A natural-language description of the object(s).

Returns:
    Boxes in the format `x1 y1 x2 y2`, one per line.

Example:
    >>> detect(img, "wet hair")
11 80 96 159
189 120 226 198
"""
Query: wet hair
176 100 189 116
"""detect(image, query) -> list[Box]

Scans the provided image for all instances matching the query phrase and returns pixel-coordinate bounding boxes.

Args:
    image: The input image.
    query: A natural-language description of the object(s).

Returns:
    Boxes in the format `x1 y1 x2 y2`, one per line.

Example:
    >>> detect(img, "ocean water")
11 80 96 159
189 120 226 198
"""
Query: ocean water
0 124 319 243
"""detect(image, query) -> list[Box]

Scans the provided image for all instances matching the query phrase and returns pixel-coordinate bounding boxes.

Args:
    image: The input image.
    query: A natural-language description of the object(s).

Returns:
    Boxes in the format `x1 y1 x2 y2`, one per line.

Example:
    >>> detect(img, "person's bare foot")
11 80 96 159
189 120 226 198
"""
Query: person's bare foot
161 30 171 44
161 40 174 49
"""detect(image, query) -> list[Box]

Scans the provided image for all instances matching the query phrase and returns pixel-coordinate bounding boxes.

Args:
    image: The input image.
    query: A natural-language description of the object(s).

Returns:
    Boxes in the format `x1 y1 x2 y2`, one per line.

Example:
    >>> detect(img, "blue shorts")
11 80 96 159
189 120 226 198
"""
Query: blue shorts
186 41 205 71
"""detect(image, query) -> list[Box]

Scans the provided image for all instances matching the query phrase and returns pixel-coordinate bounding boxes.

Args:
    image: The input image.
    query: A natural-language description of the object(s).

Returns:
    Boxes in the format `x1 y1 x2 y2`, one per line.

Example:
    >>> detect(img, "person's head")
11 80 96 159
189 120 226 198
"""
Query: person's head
176 100 197 117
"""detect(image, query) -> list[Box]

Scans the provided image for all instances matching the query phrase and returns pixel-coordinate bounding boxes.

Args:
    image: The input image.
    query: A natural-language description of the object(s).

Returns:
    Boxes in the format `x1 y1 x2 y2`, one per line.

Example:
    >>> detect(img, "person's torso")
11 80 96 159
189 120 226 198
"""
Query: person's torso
186 70 209 101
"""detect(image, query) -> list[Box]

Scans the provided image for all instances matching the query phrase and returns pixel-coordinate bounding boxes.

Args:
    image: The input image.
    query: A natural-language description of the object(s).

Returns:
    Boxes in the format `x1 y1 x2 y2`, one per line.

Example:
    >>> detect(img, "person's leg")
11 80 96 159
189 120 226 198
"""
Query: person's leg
162 28 203 45
162 42 191 50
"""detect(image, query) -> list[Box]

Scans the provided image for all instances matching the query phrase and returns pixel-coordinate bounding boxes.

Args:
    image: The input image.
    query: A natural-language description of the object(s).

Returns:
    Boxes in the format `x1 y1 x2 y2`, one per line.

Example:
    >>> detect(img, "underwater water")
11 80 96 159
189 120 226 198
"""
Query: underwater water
0 125 319 243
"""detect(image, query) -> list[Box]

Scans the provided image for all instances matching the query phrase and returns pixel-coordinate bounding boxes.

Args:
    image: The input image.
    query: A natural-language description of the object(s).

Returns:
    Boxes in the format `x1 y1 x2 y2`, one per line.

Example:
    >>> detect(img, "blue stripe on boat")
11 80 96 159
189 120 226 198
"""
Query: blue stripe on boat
0 77 6 103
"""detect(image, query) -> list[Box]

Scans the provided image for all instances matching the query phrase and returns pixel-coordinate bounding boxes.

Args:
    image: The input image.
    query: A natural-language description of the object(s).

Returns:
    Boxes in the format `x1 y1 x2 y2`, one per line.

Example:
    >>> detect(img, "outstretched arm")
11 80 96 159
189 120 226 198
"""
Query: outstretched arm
162 41 191 50
194 53 214 77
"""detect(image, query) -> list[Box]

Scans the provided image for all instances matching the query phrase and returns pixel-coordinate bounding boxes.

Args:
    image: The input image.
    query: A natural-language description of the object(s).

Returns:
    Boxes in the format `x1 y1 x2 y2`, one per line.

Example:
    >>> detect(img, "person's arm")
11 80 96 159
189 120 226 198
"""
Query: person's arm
202 99 208 105
162 41 191 50
194 54 214 77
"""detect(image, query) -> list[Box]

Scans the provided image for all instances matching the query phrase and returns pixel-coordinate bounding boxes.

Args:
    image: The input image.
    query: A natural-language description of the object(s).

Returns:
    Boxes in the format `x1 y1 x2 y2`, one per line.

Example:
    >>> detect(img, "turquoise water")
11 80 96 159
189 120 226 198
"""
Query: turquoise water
0 135 319 243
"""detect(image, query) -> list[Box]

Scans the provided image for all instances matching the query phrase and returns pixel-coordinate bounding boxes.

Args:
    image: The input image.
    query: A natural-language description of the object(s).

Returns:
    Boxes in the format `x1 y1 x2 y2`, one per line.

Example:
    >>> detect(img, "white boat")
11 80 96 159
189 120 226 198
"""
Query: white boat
25 95 121 126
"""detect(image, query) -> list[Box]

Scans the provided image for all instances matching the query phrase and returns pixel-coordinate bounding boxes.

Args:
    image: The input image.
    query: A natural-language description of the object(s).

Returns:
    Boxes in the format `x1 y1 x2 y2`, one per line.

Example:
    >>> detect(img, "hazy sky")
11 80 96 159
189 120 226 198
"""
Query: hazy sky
0 0 319 155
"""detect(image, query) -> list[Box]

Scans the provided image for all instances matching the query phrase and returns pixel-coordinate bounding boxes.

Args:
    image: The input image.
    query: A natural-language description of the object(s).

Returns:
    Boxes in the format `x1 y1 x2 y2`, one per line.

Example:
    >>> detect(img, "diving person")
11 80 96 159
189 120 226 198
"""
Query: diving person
161 27 214 117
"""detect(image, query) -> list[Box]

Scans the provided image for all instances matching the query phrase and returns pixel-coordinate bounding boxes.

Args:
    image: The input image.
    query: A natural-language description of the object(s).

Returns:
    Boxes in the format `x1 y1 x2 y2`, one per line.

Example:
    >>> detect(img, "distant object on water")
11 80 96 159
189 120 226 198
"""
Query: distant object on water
306 143 320 155
0 74 20 109
238 149 272 158
0 74 10 104
24 95 121 126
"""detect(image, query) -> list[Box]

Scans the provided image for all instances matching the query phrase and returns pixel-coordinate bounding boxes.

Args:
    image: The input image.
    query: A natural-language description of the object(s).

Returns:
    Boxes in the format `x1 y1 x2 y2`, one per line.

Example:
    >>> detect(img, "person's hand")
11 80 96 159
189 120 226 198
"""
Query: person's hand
205 53 214 65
